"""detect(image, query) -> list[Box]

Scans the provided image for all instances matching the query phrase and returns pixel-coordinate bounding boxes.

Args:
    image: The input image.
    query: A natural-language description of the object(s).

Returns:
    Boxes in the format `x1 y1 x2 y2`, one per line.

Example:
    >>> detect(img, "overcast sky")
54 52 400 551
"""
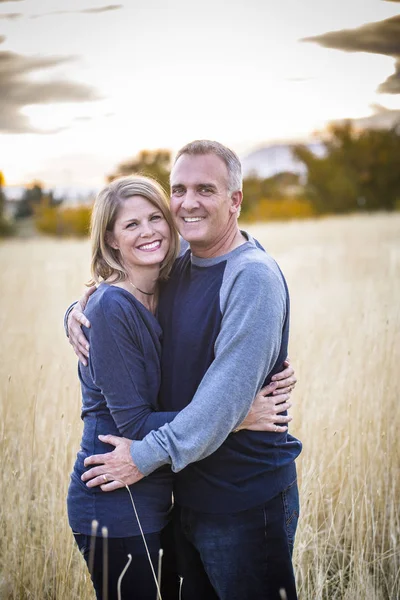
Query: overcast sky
0 0 399 186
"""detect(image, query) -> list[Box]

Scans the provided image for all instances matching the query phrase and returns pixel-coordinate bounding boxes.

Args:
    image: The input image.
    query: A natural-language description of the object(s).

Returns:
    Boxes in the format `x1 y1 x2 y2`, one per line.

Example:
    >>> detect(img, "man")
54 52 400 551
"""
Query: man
68 140 301 599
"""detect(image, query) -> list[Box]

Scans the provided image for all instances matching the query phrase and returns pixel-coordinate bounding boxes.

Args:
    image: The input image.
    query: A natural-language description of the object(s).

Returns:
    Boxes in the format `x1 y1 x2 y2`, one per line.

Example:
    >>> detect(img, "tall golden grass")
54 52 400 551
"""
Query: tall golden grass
0 213 399 599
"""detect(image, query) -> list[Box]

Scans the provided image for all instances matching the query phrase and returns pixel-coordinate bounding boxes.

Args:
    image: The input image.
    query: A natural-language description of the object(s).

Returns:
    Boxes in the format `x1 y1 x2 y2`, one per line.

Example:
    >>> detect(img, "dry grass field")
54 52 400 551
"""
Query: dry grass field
0 213 399 599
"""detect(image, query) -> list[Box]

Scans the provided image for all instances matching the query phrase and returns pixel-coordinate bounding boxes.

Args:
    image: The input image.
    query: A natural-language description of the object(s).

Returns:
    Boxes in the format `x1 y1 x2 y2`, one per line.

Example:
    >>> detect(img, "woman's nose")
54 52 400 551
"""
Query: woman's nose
140 221 154 237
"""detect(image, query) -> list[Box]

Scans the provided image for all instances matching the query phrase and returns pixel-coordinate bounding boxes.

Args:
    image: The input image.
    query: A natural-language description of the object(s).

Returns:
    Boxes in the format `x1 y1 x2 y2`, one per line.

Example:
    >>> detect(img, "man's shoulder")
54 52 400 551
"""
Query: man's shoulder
226 237 283 282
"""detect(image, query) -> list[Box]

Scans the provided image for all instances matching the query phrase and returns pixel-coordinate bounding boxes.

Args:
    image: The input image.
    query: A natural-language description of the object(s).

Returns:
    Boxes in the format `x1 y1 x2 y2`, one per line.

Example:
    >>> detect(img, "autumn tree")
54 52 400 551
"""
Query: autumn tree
108 150 171 192
0 171 14 236
294 121 400 214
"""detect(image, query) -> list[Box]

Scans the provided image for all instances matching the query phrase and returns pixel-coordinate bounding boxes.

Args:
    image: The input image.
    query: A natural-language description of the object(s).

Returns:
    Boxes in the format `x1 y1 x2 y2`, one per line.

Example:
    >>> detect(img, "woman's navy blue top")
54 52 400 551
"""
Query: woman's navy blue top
67 283 177 538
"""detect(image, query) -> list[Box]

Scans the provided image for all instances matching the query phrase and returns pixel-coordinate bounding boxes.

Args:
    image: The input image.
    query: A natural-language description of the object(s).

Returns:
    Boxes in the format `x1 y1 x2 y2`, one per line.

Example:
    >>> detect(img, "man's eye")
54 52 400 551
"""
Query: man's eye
172 188 185 196
199 186 213 195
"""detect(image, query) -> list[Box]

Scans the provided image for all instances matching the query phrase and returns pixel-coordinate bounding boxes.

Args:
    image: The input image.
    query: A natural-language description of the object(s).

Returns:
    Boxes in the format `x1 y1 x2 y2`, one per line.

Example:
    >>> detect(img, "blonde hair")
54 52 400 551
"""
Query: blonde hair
89 175 179 285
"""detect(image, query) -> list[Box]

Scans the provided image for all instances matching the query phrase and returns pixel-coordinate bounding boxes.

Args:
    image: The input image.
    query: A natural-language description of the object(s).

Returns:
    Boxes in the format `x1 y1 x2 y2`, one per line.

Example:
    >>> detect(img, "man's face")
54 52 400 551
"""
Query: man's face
170 153 240 251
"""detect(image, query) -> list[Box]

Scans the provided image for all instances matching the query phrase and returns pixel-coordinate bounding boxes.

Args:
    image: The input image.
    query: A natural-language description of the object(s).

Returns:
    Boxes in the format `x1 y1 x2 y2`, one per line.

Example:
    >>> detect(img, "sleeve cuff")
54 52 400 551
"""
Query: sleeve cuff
130 437 171 476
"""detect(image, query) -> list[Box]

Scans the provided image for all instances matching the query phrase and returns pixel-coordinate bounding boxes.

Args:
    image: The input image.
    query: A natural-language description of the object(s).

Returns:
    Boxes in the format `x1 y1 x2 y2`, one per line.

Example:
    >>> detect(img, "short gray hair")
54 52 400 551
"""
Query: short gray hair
174 140 242 193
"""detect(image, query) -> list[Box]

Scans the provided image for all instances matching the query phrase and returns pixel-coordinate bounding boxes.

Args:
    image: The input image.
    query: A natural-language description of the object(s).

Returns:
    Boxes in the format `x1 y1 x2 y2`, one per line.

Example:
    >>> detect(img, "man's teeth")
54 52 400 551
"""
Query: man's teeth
138 241 160 250
183 217 204 222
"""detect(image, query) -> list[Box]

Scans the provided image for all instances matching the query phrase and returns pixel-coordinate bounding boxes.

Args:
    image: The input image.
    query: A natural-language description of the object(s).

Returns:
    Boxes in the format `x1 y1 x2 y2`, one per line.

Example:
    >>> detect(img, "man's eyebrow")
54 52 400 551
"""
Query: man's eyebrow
197 183 217 189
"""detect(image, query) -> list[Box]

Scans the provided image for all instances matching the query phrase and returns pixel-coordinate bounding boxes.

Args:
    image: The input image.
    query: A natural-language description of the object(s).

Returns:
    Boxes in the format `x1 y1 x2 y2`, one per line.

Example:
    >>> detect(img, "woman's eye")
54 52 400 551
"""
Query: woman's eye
127 222 138 228
151 215 162 221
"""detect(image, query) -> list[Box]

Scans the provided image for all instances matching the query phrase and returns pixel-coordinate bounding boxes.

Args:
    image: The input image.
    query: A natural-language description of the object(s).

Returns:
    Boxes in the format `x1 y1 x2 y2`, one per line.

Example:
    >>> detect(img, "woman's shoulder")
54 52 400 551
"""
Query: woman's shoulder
86 283 140 323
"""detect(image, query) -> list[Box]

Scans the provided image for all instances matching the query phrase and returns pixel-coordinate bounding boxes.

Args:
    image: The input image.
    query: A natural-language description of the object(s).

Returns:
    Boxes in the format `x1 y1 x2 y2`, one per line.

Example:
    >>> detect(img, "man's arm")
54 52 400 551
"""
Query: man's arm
127 261 287 474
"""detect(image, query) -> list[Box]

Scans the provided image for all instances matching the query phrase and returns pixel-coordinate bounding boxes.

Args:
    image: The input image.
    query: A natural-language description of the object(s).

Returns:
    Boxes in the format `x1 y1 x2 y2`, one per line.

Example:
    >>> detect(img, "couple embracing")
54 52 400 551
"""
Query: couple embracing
66 140 302 600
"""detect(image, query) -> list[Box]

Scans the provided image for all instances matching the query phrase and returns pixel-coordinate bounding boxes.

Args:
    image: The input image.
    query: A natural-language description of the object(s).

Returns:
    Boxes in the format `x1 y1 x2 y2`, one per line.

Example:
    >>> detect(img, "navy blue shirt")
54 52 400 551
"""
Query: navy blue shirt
131 236 302 513
67 283 176 537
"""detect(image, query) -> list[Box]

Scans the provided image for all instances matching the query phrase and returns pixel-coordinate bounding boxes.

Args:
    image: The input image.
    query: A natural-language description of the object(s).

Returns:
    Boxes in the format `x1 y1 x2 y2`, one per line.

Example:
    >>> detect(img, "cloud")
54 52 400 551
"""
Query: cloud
378 59 400 93
0 49 100 133
334 104 400 129
0 12 21 19
302 15 400 94
31 4 123 19
81 5 123 14
286 77 315 82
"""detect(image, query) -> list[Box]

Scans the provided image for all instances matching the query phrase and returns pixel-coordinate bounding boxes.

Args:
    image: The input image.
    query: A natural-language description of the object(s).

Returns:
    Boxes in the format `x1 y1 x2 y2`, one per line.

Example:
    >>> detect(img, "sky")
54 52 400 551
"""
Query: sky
0 0 399 187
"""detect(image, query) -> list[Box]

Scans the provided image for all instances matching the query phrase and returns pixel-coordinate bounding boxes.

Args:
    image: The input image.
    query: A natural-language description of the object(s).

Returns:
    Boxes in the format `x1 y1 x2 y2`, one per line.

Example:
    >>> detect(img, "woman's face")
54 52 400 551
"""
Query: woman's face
107 195 171 271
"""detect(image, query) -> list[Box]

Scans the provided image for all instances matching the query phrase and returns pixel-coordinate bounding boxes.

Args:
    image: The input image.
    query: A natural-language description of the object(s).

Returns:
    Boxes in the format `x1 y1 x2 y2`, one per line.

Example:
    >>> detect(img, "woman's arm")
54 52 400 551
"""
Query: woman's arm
86 290 178 440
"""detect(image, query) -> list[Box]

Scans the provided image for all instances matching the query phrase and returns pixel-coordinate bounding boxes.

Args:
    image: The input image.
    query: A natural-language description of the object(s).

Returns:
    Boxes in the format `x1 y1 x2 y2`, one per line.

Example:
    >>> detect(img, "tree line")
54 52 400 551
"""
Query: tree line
1 120 399 237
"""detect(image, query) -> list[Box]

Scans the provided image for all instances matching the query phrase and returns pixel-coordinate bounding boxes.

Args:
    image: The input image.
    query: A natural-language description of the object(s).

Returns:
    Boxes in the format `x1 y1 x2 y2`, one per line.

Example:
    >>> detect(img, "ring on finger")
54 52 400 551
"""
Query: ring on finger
103 474 109 483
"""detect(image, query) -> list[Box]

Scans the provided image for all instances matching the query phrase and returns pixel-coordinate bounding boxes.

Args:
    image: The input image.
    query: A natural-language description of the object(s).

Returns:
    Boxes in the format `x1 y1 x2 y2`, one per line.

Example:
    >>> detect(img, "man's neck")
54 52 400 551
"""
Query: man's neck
190 225 247 259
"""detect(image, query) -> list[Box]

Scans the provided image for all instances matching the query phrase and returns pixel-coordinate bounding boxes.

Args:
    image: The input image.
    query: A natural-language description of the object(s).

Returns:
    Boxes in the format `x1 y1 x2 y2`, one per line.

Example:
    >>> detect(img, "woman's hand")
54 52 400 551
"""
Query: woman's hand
67 286 96 366
236 360 297 433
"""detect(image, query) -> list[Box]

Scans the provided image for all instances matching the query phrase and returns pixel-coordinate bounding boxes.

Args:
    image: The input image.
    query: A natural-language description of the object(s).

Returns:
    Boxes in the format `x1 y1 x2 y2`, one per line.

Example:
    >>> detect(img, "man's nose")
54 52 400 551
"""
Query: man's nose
181 191 200 211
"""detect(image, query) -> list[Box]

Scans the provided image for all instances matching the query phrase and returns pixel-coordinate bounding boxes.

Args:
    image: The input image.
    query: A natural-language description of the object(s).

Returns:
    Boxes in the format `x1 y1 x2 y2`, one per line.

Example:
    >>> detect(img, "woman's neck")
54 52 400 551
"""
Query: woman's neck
110 265 160 314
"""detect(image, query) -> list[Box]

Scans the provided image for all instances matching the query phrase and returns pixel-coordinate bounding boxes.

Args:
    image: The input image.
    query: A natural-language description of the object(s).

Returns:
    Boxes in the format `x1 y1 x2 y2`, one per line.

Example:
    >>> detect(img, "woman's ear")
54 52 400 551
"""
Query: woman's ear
105 231 118 250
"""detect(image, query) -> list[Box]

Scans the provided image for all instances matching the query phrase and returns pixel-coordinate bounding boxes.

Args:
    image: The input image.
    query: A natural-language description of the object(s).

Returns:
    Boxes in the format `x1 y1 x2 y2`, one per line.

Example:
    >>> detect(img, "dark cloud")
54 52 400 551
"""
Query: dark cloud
334 104 400 129
378 59 400 93
0 12 21 19
302 15 400 94
0 49 100 134
302 16 400 57
31 5 123 19
81 5 123 14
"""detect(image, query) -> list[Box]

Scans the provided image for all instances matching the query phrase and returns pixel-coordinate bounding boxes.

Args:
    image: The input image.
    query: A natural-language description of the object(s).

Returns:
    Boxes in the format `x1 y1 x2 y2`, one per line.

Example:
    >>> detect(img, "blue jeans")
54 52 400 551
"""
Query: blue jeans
174 479 299 600
73 519 179 600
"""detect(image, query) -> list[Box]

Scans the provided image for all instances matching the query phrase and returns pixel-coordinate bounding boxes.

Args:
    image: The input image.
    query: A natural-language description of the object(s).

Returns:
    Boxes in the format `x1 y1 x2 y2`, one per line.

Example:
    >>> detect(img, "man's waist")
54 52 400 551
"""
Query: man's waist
174 461 298 514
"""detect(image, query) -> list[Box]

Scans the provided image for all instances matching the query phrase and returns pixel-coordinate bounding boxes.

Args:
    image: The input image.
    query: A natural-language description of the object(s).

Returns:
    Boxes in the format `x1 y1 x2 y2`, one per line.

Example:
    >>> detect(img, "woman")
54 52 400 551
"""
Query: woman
67 176 294 600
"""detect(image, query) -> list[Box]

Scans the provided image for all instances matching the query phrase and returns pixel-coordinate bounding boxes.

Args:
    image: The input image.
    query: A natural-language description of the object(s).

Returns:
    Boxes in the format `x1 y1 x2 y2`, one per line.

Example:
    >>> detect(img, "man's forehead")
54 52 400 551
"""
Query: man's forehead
171 153 228 185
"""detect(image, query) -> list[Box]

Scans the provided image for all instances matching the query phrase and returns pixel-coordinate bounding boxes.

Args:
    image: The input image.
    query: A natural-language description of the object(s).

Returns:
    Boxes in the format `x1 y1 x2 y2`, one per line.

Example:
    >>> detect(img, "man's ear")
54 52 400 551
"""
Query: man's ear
230 190 243 215
105 231 118 250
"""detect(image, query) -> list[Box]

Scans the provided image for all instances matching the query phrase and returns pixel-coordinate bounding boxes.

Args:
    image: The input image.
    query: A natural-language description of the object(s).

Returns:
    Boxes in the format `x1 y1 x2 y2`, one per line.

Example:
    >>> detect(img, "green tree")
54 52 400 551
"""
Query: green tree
108 149 171 193
15 181 45 219
0 171 14 236
294 121 400 214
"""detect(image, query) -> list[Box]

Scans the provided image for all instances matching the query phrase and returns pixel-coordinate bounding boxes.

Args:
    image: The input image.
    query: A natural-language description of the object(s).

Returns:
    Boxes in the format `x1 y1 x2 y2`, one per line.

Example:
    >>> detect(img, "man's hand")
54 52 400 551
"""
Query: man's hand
81 435 144 491
68 286 96 366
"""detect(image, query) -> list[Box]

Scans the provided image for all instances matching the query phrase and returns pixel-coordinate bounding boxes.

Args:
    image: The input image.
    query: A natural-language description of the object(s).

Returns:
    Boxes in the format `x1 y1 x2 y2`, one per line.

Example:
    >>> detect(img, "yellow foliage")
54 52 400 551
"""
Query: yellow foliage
243 196 315 223
34 203 92 237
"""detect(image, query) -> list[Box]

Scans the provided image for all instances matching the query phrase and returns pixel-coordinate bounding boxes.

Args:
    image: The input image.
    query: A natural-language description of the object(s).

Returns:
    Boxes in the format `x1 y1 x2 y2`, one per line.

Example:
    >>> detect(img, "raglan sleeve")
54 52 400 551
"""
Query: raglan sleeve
130 261 287 474
87 293 178 439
